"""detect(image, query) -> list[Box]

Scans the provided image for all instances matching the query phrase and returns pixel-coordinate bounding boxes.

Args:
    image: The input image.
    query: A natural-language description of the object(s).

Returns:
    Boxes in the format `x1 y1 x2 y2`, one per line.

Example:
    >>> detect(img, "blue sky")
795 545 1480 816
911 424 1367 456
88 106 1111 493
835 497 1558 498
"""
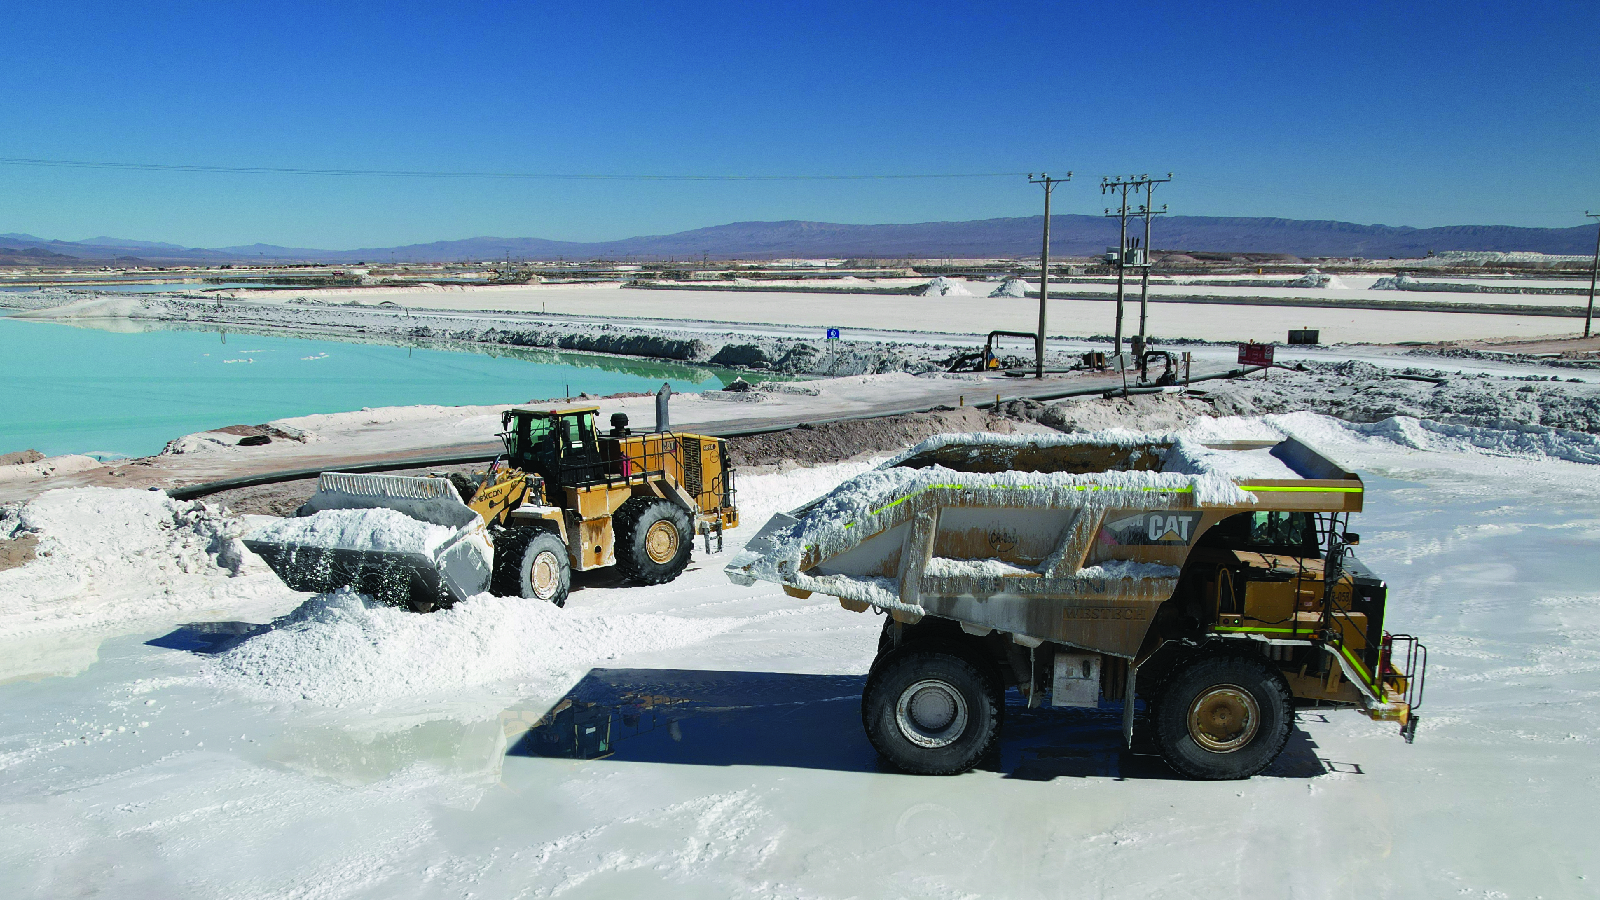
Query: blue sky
1 0 1596 248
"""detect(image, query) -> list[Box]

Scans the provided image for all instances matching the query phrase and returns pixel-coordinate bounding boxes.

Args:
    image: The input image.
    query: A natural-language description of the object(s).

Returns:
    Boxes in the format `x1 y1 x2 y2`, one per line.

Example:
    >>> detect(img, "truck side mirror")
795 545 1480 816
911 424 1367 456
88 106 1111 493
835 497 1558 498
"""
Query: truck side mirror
1342 532 1360 545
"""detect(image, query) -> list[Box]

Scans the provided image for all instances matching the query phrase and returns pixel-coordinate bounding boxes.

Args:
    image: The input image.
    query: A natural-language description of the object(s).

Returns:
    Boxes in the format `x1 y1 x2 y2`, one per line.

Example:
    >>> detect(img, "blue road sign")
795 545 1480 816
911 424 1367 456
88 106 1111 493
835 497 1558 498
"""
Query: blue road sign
826 328 841 340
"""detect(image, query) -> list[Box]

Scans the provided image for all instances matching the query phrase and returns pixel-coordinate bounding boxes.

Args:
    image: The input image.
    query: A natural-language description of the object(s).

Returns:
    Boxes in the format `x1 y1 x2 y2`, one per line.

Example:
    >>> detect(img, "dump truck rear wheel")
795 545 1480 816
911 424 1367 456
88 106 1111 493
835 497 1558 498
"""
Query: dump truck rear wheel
615 499 693 585
491 528 570 607
862 647 1002 775
1153 655 1292 780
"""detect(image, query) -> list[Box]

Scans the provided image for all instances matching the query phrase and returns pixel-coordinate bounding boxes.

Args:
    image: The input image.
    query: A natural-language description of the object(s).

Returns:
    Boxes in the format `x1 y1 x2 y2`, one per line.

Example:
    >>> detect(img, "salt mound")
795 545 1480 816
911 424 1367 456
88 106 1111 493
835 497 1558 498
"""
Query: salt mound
0 454 103 483
1163 439 1302 479
247 508 459 556
1371 274 1414 290
1323 275 1351 290
989 278 1028 298
210 591 737 706
1272 411 1600 466
1286 269 1331 288
922 276 972 297
1188 411 1600 468
0 487 276 643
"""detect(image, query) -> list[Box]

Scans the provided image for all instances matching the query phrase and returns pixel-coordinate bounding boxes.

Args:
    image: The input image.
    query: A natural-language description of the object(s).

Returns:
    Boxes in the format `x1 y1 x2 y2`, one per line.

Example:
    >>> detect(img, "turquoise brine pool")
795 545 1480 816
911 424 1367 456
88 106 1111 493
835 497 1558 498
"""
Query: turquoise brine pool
0 314 750 459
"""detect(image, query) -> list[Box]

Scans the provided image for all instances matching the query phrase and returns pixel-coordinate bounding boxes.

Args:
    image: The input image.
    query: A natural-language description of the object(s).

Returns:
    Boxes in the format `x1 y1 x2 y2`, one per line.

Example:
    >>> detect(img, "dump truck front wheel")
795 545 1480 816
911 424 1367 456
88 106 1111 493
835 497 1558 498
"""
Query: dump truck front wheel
863 648 1002 775
1153 655 1292 780
491 528 570 607
615 498 693 585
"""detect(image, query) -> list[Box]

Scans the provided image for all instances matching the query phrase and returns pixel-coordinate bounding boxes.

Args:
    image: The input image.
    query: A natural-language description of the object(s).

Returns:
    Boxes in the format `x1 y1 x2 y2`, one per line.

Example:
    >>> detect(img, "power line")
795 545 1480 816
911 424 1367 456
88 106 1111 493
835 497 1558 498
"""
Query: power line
0 156 1031 182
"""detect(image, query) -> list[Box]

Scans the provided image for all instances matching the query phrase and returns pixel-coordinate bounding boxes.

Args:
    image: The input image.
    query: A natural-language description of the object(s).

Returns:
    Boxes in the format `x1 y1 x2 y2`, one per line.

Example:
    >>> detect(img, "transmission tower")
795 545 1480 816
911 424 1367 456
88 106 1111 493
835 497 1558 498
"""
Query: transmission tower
1029 171 1071 378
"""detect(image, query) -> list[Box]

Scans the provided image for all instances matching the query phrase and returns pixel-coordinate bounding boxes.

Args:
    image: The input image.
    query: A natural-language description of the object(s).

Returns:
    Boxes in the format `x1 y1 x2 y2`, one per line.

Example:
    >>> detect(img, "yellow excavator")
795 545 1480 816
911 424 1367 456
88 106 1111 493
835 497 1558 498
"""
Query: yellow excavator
245 405 738 611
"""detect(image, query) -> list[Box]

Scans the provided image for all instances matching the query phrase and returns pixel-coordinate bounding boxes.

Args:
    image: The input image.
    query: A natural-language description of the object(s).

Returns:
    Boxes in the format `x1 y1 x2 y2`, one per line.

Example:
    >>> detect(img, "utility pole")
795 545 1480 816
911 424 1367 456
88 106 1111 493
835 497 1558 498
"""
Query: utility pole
1587 211 1600 340
1103 173 1171 360
1103 179 1132 357
1137 174 1172 375
1029 172 1071 379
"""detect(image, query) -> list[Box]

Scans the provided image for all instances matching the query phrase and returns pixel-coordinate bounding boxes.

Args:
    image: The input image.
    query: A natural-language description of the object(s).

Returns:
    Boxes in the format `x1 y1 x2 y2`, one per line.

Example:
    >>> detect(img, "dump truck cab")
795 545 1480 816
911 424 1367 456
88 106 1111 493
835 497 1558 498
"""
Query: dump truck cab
725 431 1425 780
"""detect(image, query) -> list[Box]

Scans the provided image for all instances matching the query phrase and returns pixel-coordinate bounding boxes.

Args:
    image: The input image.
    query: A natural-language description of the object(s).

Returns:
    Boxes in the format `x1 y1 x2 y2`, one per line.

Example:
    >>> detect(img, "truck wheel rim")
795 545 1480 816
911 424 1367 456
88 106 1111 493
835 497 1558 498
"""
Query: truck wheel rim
895 679 969 749
529 550 561 600
645 521 679 564
1187 685 1260 752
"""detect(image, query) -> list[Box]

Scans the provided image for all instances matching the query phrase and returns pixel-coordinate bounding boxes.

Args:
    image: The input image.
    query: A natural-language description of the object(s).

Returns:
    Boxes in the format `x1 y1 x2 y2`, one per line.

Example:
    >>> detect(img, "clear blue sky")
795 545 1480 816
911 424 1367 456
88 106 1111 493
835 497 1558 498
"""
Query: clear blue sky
2 0 1596 249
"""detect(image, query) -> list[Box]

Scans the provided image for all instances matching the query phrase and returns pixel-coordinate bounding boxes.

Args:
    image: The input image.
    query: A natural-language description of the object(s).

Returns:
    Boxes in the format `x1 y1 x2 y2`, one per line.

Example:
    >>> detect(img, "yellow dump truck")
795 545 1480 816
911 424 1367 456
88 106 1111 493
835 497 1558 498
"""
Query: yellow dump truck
725 432 1425 780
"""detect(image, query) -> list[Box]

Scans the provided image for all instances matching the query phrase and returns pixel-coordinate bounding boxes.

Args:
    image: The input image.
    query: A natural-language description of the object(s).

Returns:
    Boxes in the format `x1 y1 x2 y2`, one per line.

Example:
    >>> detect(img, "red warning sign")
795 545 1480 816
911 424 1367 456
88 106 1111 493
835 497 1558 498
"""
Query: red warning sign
1237 342 1275 367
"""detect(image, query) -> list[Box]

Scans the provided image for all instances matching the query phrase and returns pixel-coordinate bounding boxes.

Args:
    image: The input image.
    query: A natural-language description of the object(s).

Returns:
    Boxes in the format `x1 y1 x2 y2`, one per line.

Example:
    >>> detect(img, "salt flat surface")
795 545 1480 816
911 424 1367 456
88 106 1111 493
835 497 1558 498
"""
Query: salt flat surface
219 282 1585 343
1 426 1598 897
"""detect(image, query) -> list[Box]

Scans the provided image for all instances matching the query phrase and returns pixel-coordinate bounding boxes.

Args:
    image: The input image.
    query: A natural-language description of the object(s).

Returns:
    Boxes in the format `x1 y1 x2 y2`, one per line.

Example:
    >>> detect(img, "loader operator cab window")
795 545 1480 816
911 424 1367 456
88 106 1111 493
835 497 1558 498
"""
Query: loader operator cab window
505 410 606 486
563 413 593 451
557 411 605 485
504 413 561 488
1196 510 1320 557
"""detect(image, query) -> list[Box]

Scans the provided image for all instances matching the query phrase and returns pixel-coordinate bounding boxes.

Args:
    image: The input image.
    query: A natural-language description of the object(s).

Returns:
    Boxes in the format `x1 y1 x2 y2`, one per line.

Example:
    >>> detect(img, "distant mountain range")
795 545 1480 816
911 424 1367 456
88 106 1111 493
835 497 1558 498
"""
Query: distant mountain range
3 215 1596 265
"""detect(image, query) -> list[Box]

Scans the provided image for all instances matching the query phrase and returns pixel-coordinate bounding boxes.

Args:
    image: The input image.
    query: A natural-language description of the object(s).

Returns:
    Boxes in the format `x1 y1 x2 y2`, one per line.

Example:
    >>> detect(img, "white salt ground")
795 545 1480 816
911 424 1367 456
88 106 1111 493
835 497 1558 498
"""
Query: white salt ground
5 427 1600 897
208 589 739 708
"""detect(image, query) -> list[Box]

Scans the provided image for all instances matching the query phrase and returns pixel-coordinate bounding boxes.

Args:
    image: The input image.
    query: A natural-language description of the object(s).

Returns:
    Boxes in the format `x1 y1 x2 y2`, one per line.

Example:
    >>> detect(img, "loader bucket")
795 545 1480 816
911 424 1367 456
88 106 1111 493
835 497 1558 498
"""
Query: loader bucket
243 472 494 610
297 471 483 529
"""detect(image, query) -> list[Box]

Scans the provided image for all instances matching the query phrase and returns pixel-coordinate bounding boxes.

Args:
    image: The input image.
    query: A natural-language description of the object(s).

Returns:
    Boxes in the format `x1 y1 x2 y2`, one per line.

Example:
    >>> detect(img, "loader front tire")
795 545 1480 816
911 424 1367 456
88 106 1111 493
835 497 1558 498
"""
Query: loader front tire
862 647 1002 776
491 528 570 607
1153 655 1292 780
615 498 693 585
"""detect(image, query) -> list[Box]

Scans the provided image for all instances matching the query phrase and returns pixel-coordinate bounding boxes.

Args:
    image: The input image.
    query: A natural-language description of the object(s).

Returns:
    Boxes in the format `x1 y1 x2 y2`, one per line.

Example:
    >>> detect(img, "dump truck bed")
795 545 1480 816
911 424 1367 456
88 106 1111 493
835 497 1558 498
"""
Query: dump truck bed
725 431 1364 659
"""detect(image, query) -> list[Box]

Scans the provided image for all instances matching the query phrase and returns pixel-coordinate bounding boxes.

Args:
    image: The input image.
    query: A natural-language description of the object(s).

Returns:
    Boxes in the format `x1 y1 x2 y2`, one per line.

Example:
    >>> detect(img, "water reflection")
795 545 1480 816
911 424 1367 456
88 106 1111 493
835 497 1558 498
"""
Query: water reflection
1 315 777 457
57 318 770 385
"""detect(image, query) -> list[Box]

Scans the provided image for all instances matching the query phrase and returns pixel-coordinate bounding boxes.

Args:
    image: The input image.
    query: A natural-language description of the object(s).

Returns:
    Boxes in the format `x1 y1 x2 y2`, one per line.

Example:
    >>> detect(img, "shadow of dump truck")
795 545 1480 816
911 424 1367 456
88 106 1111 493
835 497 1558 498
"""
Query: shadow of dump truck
502 668 1343 781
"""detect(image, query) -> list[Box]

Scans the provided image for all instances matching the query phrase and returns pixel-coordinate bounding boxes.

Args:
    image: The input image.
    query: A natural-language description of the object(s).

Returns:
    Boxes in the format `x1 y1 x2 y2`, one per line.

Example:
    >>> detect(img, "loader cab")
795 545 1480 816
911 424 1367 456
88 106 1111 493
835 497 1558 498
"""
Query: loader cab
501 406 607 491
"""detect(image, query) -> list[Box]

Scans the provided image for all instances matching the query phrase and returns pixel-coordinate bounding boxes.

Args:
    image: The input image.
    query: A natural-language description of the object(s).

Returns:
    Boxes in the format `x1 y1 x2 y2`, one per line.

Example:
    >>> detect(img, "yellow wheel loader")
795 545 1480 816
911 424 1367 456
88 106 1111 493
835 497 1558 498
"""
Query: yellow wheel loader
245 406 738 611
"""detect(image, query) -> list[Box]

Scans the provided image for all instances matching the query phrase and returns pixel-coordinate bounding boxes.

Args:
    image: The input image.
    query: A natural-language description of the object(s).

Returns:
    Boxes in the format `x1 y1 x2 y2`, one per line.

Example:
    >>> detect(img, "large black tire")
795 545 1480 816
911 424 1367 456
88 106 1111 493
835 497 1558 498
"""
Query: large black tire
1153 654 1293 780
490 528 570 607
614 498 693 586
862 646 1003 776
